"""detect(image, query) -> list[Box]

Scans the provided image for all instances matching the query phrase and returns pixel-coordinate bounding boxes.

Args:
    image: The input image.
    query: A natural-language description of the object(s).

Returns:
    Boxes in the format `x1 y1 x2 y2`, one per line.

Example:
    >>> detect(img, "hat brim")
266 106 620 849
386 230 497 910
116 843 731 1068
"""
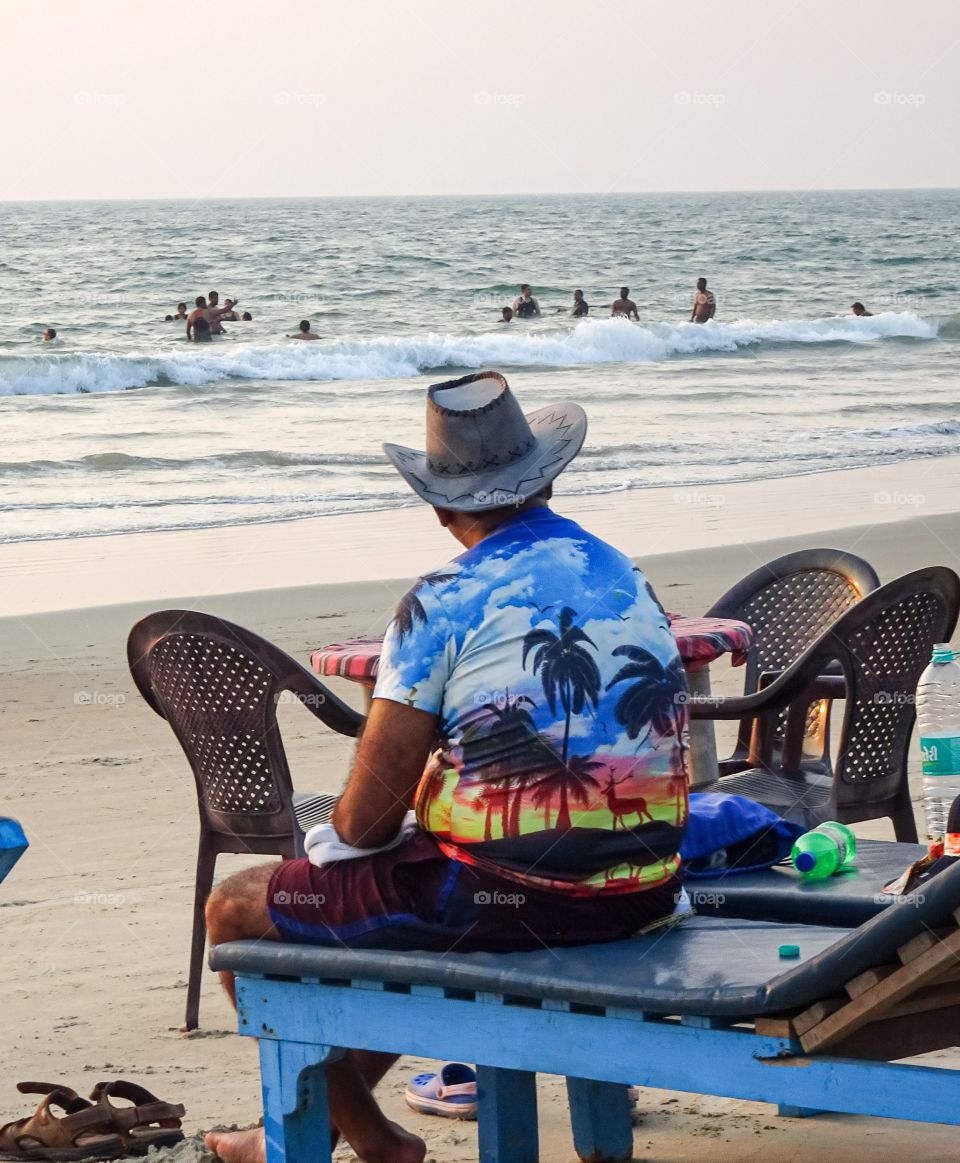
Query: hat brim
384 402 587 512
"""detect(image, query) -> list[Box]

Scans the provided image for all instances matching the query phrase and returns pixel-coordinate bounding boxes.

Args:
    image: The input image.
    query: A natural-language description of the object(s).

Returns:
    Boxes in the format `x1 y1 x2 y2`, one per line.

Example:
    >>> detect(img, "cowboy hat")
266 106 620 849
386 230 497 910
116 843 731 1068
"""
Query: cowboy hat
383 371 587 512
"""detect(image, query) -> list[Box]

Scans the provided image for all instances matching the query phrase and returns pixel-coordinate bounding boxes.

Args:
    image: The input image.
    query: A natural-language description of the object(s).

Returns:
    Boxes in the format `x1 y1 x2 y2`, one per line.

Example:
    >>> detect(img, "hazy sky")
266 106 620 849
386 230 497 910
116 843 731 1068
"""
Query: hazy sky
2 0 958 200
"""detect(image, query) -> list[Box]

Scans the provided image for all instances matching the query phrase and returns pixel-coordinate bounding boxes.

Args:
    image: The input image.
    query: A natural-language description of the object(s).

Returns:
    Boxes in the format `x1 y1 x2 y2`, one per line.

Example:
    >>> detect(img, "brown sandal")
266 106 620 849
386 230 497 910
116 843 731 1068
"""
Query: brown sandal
0 1083 123 1161
88 1082 184 1155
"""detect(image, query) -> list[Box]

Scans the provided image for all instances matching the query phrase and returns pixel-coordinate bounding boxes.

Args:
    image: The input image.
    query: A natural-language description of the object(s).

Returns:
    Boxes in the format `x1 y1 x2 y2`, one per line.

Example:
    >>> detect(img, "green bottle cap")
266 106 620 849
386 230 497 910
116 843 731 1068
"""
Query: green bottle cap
779 944 800 959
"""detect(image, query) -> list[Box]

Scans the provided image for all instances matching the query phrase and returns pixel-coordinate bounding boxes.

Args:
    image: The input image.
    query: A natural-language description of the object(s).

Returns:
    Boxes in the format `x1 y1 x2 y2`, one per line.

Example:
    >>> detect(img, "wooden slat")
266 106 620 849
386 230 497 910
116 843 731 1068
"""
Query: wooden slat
800 927 960 1053
791 997 847 1037
830 1005 960 1061
846 965 898 999
883 980 960 1020
898 927 957 965
754 1015 797 1039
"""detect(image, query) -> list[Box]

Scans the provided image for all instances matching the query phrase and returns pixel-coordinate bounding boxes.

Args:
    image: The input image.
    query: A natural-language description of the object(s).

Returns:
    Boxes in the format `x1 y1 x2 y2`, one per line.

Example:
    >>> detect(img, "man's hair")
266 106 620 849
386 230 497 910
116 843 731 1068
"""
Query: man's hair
620 286 629 297
852 302 865 312
299 320 310 332
208 291 219 304
520 283 531 292
44 328 56 339
195 296 206 307
501 306 512 315
574 289 583 297
697 277 707 290
242 311 252 320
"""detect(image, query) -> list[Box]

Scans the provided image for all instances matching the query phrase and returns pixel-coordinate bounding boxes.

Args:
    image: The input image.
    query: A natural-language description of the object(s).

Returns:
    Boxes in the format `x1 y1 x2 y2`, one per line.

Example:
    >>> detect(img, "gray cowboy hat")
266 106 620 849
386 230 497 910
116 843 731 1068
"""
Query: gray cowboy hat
383 371 587 512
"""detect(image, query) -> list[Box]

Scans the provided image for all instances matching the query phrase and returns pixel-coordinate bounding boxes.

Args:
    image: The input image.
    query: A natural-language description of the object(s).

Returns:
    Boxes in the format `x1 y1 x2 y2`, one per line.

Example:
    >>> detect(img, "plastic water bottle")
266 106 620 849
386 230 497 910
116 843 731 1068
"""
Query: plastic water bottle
791 821 857 880
917 643 960 838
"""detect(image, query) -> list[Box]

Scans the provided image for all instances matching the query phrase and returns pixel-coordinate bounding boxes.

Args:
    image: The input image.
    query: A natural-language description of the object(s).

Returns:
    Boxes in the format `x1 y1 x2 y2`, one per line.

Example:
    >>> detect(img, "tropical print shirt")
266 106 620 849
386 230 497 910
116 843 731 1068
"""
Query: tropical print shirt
374 507 689 896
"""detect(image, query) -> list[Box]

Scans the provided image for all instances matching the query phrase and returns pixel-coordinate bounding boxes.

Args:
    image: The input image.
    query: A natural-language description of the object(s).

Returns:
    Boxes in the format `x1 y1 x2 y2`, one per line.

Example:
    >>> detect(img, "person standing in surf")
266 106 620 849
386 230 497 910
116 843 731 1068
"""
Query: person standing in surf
512 284 540 318
611 287 639 320
690 277 716 324
572 289 589 317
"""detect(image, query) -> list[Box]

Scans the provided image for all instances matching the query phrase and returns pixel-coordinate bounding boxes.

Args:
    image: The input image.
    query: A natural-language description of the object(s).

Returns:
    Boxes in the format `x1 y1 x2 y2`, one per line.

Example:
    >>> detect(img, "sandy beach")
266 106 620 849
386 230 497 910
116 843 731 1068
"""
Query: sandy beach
3 459 960 1161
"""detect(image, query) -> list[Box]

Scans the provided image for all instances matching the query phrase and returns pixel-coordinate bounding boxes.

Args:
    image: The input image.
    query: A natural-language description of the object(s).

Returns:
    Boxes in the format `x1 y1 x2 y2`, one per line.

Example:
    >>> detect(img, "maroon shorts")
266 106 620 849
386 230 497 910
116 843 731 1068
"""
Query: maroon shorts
268 830 678 954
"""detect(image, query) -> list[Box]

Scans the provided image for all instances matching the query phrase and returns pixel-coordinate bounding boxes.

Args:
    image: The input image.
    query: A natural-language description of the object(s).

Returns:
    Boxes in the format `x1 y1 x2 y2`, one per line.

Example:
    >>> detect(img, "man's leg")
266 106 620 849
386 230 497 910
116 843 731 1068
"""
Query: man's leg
203 863 424 1163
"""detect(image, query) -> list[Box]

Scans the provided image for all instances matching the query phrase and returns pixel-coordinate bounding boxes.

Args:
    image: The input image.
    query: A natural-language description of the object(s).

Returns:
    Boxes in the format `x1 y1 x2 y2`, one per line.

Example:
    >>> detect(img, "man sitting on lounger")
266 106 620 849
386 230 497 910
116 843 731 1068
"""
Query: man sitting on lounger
205 371 689 1163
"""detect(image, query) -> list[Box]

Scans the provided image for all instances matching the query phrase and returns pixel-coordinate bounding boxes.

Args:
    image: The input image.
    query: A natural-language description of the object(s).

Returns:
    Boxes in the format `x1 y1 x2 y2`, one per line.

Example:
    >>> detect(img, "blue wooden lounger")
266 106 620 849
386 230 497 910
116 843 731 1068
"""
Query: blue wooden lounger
0 818 27 886
213 845 960 1163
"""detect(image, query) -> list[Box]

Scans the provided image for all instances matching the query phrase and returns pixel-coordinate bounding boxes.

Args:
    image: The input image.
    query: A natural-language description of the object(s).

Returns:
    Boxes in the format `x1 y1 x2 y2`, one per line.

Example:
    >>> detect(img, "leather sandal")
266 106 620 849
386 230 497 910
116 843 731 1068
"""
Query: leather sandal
0 1083 123 1160
87 1082 184 1155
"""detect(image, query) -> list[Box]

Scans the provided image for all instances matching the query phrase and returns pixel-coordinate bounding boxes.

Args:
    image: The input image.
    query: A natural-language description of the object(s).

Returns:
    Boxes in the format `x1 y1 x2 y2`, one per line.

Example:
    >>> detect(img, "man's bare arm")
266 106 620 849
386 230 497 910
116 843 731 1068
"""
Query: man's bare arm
332 697 438 848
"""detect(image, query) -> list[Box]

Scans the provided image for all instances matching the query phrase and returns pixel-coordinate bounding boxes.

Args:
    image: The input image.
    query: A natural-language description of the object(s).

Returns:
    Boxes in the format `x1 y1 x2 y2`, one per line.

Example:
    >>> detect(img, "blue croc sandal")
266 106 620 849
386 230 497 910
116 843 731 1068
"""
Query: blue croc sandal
404 1063 477 1120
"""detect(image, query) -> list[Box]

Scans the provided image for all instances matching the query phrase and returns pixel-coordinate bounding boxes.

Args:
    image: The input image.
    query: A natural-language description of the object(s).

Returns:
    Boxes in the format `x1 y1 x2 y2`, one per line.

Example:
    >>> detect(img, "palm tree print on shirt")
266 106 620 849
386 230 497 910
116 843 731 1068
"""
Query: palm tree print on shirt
522 607 601 762
395 570 460 641
606 646 687 748
531 755 604 830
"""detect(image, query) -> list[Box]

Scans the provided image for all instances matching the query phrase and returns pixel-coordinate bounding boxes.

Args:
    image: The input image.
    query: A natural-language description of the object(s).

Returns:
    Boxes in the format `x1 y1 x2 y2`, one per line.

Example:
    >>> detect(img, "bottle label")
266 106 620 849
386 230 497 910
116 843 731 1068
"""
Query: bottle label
920 736 960 777
817 823 848 865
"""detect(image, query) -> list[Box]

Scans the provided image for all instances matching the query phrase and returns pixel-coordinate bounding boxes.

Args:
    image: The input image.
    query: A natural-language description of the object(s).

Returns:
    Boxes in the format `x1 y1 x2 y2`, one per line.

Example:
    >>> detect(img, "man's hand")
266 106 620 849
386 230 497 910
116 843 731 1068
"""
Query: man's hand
331 697 438 849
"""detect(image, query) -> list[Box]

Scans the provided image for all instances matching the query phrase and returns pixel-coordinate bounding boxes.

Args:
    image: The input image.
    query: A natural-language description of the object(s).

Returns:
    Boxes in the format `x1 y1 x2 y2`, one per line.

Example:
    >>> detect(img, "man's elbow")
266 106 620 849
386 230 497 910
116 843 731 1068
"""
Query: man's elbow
331 804 396 849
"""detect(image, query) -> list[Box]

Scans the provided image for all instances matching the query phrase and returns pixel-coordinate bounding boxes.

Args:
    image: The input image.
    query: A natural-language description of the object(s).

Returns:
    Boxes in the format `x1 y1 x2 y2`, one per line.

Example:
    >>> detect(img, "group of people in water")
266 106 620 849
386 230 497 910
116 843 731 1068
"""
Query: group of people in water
164 292 253 342
499 279 718 325
40 280 876 344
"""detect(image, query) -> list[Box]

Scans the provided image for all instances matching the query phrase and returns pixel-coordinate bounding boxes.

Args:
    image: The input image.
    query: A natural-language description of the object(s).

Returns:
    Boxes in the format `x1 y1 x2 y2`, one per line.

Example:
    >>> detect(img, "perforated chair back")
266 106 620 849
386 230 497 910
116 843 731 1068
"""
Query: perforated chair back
706 549 881 770
128 609 360 846
829 571 959 813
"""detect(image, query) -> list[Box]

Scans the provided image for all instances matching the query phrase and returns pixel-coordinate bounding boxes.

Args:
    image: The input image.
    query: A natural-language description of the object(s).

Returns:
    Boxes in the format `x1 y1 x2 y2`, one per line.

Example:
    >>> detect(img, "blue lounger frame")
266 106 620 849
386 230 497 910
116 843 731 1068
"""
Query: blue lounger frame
215 864 960 1163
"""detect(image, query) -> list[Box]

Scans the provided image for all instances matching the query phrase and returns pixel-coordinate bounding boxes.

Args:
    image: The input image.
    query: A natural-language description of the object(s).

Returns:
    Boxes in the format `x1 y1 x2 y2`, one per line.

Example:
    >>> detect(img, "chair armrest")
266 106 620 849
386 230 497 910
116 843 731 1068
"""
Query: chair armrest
282 670 365 737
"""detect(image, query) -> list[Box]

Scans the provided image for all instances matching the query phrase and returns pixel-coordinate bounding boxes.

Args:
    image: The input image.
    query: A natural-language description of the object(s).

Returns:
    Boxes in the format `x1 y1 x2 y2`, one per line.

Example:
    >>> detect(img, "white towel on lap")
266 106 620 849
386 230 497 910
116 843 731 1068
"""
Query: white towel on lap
304 810 419 867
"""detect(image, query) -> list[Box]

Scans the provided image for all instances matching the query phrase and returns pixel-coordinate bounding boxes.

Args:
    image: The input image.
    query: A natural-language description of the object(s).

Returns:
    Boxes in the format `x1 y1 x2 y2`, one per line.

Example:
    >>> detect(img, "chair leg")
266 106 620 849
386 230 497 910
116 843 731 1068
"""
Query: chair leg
476 1065 539 1163
566 1077 633 1162
259 1038 342 1163
184 840 217 1032
891 791 920 844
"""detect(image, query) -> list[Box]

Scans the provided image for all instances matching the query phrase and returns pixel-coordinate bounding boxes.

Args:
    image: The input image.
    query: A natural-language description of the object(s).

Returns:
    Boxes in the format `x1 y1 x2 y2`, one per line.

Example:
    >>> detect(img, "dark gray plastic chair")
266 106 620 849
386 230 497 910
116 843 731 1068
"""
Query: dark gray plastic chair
705 549 880 778
692 566 960 842
128 609 363 1030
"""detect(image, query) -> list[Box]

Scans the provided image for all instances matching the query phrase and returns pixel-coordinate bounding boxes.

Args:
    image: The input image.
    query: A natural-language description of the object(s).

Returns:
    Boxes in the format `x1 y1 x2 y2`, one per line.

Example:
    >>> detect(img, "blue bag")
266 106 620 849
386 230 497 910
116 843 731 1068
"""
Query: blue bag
680 793 804 879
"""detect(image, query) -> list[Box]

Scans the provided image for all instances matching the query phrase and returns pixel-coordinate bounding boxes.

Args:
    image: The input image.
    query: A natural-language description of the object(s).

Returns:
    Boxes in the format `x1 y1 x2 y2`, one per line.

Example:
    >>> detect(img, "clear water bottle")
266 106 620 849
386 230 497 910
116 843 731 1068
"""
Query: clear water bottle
917 643 960 839
791 821 857 880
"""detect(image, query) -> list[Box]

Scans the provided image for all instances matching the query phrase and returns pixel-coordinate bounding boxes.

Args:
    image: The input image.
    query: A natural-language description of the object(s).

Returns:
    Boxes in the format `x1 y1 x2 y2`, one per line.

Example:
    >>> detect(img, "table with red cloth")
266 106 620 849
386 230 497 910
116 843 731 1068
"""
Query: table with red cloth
310 613 752 788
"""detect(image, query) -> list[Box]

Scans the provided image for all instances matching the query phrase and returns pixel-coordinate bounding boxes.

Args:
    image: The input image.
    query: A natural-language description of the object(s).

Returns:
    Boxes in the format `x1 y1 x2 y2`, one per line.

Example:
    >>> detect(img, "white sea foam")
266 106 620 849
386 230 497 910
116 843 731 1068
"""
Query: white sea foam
0 312 938 396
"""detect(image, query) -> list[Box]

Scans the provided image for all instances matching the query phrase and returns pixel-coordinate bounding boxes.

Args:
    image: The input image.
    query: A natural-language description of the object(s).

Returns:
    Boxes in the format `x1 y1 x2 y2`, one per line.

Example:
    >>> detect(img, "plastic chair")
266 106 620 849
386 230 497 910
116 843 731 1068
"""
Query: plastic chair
691 566 960 842
705 549 880 778
127 609 363 1030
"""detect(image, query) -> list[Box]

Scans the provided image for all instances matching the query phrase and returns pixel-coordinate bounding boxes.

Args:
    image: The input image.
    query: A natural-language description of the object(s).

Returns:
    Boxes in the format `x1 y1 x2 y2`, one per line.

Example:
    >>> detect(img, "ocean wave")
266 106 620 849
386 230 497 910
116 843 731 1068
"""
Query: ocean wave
0 312 938 396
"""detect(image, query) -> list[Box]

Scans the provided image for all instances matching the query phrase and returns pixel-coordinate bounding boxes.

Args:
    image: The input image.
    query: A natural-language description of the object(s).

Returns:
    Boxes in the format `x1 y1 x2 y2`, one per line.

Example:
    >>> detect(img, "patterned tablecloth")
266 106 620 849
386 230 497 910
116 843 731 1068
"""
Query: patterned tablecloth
310 614 752 688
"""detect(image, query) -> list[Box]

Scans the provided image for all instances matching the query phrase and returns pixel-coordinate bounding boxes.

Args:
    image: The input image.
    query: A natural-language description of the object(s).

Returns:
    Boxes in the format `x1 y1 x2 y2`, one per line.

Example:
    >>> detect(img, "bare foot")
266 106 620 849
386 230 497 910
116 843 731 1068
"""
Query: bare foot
355 1121 426 1163
204 1126 266 1163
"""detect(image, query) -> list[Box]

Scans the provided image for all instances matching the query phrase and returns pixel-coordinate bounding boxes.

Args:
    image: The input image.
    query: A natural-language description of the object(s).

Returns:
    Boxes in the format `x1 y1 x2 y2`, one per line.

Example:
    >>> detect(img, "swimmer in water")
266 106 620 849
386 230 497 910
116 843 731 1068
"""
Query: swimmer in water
572 289 589 317
611 287 639 320
241 311 253 321
500 306 513 323
221 298 239 321
42 328 57 341
186 296 207 341
851 302 873 317
288 320 320 340
690 277 716 324
174 302 189 320
205 290 239 334
512 284 540 318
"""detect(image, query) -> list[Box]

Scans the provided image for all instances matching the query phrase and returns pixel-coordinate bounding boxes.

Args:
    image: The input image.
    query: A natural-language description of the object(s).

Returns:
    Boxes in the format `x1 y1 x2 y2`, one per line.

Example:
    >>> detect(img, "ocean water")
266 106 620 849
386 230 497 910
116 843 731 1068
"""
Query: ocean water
0 189 957 544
